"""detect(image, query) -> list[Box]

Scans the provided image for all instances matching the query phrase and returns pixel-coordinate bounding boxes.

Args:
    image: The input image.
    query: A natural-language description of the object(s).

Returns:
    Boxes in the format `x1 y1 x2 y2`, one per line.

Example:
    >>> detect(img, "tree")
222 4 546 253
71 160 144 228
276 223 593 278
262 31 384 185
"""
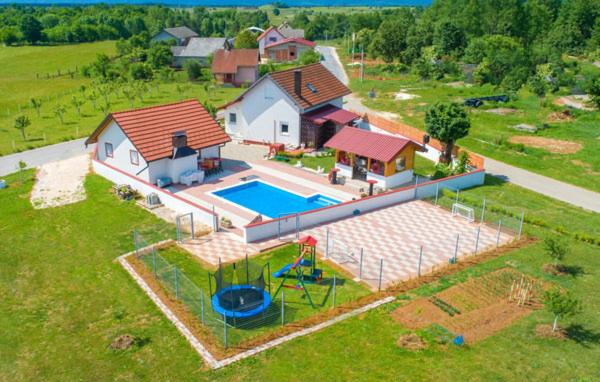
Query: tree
370 17 412 62
86 90 98 111
0 27 21 46
185 60 203 81
70 96 85 116
19 15 43 44
435 21 466 56
129 63 153 80
543 288 580 332
147 44 172 69
234 30 258 49
299 49 321 65
586 76 600 109
14 116 30 141
543 237 567 266
122 87 135 108
272 8 280 16
528 74 547 99
425 103 471 164
53 104 66 124
30 98 42 117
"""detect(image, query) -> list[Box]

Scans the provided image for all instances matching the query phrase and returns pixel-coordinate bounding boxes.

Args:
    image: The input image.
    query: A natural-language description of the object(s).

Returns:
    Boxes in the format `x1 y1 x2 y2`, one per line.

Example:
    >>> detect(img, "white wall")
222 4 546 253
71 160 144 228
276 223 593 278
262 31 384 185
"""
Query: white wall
367 169 413 189
243 169 486 243
258 29 283 55
92 157 218 229
200 145 220 159
236 66 257 84
168 155 197 183
225 78 301 146
97 121 149 182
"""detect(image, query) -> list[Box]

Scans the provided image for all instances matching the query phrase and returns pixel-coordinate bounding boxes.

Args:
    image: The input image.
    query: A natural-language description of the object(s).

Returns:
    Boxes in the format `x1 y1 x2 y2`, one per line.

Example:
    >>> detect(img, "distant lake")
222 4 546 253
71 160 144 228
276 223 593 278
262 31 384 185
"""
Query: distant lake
0 0 431 6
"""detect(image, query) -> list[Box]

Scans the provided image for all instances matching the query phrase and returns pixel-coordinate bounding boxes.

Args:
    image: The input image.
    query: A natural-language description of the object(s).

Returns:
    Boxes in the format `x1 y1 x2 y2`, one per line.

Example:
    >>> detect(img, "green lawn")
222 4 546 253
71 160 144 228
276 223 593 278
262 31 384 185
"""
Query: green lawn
0 42 243 156
148 243 370 347
339 47 600 193
2 168 600 379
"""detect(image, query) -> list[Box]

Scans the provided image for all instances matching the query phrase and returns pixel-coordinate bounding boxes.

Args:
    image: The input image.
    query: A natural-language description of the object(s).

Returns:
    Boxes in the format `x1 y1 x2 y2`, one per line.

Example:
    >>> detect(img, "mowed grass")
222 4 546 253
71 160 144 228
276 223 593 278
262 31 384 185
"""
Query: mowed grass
153 244 370 345
2 169 600 380
341 49 600 193
0 41 116 111
0 42 243 156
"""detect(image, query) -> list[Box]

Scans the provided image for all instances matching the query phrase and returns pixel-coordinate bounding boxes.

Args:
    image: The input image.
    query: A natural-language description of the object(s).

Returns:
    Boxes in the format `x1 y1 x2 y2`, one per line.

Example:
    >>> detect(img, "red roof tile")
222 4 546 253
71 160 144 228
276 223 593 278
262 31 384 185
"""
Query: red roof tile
264 37 316 49
86 100 230 162
324 127 418 163
302 104 359 125
256 26 283 41
212 48 259 74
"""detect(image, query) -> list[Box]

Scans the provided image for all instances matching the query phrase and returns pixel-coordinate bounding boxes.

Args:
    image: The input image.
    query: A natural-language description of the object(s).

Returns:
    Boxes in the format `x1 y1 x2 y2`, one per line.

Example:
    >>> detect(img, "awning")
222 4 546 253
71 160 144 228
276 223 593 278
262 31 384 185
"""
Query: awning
302 105 360 126
325 127 419 163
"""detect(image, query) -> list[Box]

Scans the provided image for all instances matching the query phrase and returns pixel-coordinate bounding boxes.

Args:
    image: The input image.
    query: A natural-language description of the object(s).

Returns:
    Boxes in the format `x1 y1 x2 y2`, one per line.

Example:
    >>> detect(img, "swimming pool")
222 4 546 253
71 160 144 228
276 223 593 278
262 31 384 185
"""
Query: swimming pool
211 180 340 218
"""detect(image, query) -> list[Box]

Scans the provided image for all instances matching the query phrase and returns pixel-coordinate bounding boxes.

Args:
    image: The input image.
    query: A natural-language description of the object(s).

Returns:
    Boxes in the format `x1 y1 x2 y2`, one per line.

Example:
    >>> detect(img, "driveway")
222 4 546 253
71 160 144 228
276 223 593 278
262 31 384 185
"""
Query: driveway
0 138 93 177
318 45 600 214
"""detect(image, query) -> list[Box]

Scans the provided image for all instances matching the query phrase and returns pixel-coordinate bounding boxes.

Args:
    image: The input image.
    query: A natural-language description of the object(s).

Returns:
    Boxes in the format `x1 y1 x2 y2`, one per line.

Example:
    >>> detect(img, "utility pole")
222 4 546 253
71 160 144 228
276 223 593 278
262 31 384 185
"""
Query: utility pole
360 45 364 82
351 32 355 66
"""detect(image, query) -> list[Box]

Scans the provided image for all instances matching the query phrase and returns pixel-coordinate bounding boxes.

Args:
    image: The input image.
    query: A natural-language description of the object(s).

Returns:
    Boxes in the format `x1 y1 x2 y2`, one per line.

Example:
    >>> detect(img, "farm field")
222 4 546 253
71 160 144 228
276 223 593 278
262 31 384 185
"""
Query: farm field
340 50 600 193
0 42 243 156
1 168 600 381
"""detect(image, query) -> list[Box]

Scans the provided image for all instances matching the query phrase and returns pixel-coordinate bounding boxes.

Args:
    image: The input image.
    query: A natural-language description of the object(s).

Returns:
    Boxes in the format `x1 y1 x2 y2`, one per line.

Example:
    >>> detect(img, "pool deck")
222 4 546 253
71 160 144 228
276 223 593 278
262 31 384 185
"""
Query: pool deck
170 158 358 228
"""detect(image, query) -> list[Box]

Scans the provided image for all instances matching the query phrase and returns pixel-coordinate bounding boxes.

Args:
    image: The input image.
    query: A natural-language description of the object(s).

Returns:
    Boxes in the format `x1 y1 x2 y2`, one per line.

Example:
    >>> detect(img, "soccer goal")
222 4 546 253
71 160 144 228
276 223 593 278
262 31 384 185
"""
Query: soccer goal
452 203 475 223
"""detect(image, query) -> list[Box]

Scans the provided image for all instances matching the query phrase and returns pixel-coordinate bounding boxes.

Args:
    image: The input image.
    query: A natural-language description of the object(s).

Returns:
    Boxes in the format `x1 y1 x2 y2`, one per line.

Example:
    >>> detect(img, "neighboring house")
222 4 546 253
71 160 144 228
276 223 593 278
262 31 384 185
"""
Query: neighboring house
85 100 230 185
257 22 306 56
211 48 260 87
171 37 232 67
325 127 423 189
222 63 358 149
152 26 198 46
264 38 316 63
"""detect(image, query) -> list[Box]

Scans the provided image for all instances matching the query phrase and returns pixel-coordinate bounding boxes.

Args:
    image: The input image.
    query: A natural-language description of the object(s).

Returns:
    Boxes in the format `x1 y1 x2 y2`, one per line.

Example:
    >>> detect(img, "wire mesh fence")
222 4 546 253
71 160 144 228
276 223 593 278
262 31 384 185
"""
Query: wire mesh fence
132 231 346 349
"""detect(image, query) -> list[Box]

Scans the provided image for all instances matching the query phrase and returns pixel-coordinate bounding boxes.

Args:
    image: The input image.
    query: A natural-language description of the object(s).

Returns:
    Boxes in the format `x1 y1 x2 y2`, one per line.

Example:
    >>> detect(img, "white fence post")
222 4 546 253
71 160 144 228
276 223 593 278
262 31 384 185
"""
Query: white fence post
453 234 459 263
378 258 384 292
418 246 423 277
518 211 524 239
359 248 364 280
496 220 502 247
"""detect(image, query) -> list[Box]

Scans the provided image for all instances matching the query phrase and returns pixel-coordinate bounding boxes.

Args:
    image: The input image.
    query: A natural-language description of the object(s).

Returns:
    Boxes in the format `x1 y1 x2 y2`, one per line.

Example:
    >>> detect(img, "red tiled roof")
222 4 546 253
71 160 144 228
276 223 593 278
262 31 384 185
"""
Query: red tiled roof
86 100 230 162
256 26 283 41
212 49 259 74
269 63 351 109
302 104 359 125
264 37 316 49
324 127 419 163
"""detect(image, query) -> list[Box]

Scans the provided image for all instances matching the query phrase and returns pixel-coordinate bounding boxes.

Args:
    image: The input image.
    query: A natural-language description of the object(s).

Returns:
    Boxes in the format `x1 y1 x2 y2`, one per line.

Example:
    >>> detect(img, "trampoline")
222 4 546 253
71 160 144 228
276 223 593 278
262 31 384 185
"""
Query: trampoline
209 257 272 321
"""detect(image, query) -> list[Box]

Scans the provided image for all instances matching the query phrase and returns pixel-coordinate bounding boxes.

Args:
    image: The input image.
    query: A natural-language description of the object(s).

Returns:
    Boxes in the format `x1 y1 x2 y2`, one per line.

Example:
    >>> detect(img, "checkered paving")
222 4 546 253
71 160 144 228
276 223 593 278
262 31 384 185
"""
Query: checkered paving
303 200 513 289
178 200 513 289
179 231 259 266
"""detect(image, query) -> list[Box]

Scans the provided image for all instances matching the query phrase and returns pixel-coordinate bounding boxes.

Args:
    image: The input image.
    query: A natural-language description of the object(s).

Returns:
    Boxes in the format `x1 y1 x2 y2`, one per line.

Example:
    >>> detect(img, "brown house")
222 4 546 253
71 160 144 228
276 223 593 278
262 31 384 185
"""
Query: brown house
264 38 316 63
211 49 260 87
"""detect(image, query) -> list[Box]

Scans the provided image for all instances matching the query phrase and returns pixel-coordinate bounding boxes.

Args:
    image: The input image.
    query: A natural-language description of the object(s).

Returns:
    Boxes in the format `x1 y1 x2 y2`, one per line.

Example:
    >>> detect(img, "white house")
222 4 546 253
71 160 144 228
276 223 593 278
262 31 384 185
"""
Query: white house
221 63 358 149
257 22 306 56
85 100 230 185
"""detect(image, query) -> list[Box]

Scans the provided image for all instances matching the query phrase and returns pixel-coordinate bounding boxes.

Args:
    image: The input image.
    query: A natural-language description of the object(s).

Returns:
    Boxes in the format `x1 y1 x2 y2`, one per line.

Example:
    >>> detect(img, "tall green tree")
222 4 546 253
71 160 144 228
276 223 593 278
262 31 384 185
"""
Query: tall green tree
30 98 42 118
234 30 258 49
19 15 43 44
425 102 471 164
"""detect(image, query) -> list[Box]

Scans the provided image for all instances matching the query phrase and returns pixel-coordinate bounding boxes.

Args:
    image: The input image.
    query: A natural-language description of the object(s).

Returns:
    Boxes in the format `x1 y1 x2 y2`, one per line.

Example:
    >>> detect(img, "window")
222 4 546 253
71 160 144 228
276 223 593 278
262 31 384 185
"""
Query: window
104 142 113 158
280 122 289 135
130 150 139 166
395 156 406 172
306 83 317 93
290 51 295 57
229 113 237 124
269 37 277 42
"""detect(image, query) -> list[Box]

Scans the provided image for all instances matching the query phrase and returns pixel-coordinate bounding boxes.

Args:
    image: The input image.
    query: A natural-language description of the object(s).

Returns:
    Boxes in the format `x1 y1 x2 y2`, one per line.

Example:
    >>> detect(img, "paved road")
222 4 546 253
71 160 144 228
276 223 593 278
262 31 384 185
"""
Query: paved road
318 45 600 214
0 138 93 177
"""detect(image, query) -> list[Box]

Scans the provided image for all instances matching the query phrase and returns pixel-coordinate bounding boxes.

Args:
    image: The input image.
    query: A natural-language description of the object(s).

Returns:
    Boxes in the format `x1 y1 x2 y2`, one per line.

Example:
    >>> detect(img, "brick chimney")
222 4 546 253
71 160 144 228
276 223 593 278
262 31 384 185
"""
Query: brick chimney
294 69 302 97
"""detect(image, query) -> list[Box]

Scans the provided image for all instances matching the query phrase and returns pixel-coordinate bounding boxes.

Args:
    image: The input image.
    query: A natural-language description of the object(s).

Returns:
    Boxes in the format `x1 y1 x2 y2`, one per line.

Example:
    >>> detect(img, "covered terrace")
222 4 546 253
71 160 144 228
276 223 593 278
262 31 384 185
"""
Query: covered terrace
300 104 360 149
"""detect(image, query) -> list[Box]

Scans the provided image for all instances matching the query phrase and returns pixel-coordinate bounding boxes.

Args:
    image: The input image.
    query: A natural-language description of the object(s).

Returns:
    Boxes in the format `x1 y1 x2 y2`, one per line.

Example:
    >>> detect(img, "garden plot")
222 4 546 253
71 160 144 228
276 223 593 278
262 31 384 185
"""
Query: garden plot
391 268 543 343
30 154 89 209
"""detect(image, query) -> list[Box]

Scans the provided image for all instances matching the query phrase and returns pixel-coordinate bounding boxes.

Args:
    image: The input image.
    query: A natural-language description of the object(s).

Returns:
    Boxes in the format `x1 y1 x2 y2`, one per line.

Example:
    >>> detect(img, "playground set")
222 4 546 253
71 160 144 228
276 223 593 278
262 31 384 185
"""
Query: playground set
208 235 323 324
272 235 323 309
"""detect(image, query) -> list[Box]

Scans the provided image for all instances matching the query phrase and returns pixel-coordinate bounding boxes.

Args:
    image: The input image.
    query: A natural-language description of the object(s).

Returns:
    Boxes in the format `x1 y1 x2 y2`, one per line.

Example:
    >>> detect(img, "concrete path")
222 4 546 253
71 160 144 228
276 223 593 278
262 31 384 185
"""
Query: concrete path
0 138 93 177
484 157 600 213
318 45 600 214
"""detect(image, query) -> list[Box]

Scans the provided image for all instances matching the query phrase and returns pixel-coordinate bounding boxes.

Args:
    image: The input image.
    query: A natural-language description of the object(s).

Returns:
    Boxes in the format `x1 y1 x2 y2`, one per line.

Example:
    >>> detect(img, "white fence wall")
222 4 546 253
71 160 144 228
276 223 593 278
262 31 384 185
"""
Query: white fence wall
92 158 218 229
244 169 485 243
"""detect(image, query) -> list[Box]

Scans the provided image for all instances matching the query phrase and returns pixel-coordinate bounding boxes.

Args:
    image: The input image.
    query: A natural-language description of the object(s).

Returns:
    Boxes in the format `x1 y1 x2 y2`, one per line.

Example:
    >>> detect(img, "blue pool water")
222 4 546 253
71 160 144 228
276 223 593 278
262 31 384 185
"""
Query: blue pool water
213 181 340 218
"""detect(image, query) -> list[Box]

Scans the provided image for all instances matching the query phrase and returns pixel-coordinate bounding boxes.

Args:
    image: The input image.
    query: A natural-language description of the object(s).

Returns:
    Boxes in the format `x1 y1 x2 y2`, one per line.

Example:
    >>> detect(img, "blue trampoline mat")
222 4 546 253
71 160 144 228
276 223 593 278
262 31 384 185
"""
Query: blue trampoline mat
211 285 272 319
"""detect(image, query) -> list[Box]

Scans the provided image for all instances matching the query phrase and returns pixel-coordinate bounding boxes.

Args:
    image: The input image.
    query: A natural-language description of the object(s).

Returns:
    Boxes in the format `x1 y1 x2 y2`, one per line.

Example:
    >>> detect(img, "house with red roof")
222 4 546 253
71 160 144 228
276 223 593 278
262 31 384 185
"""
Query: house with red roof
85 100 230 185
324 127 423 189
221 63 359 149
211 48 260 87
257 23 312 62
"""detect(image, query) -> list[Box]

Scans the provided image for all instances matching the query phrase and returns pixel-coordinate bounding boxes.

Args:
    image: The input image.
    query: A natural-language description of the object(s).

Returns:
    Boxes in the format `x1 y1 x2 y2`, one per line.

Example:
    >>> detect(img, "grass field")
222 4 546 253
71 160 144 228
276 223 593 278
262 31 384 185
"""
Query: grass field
339 49 600 193
0 42 243 156
2 167 600 381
